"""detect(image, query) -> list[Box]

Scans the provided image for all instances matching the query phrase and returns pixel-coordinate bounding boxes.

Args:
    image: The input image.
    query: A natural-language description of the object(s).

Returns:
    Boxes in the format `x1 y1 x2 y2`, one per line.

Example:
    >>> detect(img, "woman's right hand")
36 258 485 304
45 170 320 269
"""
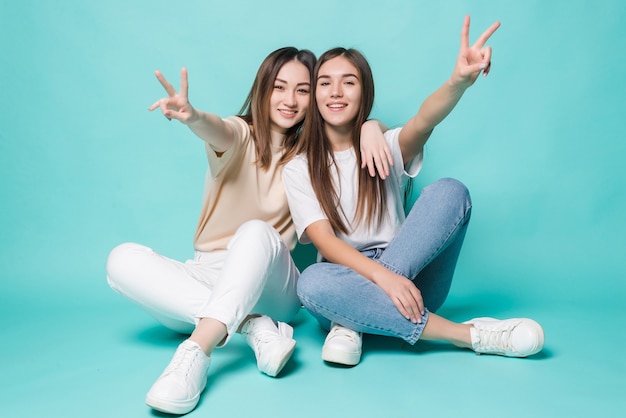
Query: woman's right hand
360 120 393 179
373 269 425 324
148 67 198 124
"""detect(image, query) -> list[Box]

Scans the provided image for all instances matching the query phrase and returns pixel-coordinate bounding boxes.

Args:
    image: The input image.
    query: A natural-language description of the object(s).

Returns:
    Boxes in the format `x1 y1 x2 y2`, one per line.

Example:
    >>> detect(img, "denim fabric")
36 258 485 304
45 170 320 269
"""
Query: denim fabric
297 178 472 344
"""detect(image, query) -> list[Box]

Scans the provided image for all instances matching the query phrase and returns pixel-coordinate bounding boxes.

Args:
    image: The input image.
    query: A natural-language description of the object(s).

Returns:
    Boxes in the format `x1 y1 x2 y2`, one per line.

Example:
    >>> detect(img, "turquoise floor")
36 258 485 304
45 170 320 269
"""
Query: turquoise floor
2 249 624 417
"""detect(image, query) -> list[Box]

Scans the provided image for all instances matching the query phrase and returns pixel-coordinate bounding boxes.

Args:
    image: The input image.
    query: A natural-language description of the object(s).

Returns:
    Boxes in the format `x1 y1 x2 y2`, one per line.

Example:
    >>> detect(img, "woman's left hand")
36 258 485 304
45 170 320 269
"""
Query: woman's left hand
452 15 501 88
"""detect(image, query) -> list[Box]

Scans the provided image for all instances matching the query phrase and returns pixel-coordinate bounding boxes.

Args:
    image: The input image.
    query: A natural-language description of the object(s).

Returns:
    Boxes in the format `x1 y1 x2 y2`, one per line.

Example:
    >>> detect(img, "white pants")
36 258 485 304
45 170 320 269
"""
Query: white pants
106 220 300 343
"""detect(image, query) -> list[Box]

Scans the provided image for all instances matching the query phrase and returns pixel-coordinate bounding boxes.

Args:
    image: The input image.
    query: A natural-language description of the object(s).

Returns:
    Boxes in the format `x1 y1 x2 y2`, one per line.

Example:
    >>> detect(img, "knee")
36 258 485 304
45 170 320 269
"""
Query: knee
232 220 281 247
432 178 470 199
430 178 472 212
106 242 146 288
296 264 327 302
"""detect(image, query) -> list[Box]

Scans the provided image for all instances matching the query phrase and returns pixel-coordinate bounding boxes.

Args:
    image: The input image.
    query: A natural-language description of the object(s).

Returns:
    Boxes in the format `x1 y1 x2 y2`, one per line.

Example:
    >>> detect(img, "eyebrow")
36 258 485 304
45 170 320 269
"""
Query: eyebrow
275 77 311 86
317 73 359 80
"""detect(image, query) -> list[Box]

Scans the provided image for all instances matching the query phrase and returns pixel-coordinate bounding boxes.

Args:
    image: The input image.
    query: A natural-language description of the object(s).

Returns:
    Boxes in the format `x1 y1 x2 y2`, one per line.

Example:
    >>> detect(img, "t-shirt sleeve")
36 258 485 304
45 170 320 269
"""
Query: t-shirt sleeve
282 157 328 244
384 127 423 179
205 116 249 176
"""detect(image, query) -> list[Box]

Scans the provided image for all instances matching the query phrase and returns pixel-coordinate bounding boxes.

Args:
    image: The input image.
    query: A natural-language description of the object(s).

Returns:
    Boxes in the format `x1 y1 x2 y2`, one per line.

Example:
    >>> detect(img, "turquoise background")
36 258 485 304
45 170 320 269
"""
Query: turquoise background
1 1 624 417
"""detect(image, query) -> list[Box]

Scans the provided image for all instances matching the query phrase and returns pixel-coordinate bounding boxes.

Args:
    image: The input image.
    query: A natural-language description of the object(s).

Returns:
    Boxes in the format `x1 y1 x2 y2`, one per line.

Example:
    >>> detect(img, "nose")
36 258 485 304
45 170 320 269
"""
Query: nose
283 90 297 107
330 82 342 98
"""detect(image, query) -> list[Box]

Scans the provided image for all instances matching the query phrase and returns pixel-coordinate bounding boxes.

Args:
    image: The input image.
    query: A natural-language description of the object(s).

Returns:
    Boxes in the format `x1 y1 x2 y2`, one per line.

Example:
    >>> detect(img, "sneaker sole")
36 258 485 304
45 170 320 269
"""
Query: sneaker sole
260 322 296 377
262 338 296 377
146 391 202 415
321 346 361 366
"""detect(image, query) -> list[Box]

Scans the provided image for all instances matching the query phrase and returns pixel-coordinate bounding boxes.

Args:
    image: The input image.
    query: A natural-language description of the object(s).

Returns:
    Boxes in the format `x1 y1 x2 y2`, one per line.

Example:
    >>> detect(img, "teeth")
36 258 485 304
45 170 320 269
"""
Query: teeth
328 104 346 108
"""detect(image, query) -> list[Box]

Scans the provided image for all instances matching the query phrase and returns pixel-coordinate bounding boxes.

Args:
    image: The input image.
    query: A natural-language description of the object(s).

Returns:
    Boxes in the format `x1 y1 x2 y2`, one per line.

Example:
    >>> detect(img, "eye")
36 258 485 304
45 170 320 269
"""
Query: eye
297 88 310 94
274 84 284 90
318 81 330 87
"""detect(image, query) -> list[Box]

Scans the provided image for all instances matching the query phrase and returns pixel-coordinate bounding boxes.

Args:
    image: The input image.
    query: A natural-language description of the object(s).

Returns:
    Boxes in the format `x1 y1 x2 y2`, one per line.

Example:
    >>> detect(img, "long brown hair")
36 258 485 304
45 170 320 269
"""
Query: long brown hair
238 47 316 169
298 48 387 234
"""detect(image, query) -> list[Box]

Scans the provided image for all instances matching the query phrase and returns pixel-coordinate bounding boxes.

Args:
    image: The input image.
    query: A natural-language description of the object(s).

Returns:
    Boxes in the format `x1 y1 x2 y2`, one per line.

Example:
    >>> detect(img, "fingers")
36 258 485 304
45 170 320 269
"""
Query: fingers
361 146 393 179
481 46 493 76
460 15 470 50
148 100 160 112
362 157 377 177
376 157 390 180
465 61 489 76
461 15 500 51
149 68 190 121
158 99 173 120
180 67 189 99
394 287 424 324
146 98 171 119
473 21 501 49
378 145 393 178
408 287 425 323
371 152 390 179
154 70 177 97
147 97 183 122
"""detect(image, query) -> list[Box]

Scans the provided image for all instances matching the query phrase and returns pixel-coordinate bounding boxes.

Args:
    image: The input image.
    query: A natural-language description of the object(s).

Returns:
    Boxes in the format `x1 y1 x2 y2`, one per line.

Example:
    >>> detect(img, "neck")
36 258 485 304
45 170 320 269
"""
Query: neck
270 129 286 147
325 123 353 152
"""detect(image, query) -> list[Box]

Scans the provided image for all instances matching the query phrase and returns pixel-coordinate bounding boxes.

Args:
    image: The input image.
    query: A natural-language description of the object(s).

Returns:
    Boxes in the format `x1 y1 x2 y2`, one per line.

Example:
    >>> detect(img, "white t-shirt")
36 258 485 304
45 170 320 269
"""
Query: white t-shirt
282 128 422 251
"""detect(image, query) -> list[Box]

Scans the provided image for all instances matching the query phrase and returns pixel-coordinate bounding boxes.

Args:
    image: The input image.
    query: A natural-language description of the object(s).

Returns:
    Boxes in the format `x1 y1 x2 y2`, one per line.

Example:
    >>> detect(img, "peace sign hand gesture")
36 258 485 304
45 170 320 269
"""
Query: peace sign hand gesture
148 67 198 124
451 15 501 89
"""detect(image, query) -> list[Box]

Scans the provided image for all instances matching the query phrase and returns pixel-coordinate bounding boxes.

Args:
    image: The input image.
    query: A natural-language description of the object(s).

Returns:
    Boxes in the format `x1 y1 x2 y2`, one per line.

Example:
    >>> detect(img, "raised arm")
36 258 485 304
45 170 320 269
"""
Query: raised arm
399 16 500 163
148 68 235 153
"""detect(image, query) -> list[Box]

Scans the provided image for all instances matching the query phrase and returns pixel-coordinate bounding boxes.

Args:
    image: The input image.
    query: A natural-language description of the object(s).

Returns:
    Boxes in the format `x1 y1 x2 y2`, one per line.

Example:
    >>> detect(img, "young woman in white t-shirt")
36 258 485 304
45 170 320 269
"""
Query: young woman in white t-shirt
283 17 545 367
106 47 391 415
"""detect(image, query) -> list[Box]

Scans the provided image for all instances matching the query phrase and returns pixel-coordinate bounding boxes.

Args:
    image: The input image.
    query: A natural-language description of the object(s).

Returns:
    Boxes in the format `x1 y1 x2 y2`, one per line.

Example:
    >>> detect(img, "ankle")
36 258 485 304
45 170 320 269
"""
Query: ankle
189 318 228 354
449 324 472 349
237 314 261 333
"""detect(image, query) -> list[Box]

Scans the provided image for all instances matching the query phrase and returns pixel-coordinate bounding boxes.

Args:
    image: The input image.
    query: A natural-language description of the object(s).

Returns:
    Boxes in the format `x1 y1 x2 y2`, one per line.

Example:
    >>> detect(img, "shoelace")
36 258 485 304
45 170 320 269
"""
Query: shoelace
243 322 282 355
164 344 198 378
328 326 360 343
475 322 517 351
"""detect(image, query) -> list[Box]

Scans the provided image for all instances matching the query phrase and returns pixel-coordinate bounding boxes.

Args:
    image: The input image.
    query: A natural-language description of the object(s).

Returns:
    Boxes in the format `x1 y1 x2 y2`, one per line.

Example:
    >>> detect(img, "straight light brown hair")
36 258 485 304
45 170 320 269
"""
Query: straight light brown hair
238 47 316 169
297 48 387 234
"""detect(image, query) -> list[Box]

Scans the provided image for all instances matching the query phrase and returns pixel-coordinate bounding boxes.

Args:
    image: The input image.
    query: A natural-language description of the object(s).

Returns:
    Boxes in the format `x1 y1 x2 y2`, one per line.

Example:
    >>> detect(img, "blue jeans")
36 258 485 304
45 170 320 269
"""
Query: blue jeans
297 178 472 344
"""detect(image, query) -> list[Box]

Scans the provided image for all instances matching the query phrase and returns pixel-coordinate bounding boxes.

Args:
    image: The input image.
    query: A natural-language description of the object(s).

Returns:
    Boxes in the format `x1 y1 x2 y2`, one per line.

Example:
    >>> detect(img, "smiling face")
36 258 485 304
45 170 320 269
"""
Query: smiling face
269 59 311 134
315 55 362 137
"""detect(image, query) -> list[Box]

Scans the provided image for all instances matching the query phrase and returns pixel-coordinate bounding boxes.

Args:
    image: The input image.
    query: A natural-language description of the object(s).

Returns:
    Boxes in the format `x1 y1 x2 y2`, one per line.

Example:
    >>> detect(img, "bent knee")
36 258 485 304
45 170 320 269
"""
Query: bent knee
428 178 472 212
106 242 150 288
232 220 281 246
432 178 469 198
296 264 330 301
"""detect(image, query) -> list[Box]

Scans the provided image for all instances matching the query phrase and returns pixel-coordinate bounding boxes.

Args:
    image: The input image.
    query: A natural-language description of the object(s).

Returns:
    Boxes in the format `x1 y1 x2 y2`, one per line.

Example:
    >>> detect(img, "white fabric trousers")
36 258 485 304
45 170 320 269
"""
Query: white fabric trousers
106 220 300 342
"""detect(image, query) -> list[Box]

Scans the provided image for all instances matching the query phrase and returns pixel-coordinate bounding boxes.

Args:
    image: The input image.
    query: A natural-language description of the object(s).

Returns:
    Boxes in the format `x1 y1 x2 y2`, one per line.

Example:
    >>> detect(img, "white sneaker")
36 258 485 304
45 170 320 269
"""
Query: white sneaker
145 340 211 415
464 317 544 357
240 315 296 377
321 323 362 366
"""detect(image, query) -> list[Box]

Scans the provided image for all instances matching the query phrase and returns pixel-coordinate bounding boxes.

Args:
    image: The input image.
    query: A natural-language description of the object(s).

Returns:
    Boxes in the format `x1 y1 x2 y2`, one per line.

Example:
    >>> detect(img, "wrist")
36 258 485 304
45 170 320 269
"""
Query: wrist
446 76 469 94
184 108 201 125
369 264 391 285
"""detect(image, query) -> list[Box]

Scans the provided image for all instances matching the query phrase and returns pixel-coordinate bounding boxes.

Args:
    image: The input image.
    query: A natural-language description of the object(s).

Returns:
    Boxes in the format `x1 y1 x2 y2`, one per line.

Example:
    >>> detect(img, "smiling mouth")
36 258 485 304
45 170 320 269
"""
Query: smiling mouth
278 109 298 116
327 103 347 109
